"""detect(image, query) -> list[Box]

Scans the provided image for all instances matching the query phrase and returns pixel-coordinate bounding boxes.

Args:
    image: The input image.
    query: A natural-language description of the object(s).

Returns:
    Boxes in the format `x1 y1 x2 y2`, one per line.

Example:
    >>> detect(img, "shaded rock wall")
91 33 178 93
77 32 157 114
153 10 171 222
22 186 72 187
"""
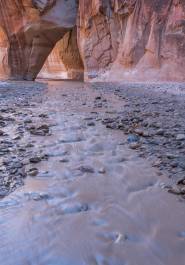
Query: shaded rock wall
0 0 26 79
0 0 81 80
0 26 8 78
0 0 185 81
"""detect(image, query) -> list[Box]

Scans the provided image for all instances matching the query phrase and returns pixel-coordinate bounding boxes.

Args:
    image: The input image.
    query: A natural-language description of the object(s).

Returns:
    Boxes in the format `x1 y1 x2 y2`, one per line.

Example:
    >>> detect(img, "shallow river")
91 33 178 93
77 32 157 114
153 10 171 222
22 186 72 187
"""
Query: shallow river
0 81 185 265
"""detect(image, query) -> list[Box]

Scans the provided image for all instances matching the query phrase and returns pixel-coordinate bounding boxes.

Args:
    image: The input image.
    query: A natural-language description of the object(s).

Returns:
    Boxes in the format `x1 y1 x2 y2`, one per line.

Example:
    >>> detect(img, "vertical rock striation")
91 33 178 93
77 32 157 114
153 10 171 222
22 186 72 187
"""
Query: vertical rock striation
78 0 185 81
0 26 8 78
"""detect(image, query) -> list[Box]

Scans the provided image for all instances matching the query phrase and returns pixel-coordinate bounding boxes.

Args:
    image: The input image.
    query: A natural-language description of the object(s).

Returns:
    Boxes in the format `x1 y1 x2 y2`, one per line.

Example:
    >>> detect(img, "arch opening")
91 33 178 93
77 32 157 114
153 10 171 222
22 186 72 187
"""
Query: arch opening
0 0 84 81
38 27 84 81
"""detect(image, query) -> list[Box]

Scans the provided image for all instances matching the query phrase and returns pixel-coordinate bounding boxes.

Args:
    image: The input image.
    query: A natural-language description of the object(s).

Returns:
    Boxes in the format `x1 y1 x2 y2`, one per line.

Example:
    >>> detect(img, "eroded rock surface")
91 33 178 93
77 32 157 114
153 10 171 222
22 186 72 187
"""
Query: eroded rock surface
78 0 185 81
0 0 185 81
0 0 80 80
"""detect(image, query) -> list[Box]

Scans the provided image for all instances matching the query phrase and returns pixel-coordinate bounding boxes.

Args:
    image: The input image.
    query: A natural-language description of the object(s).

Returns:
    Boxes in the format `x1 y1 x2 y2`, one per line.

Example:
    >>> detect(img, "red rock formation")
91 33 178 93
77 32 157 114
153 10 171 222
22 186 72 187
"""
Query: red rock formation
0 0 81 80
0 0 184 81
0 0 26 79
38 40 67 80
0 26 8 78
78 0 185 81
38 29 84 80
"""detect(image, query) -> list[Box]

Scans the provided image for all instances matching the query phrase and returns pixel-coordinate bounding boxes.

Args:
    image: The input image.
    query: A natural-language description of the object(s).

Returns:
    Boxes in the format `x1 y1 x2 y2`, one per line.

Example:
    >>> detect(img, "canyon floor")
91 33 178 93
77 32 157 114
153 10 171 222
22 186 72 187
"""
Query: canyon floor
0 80 185 265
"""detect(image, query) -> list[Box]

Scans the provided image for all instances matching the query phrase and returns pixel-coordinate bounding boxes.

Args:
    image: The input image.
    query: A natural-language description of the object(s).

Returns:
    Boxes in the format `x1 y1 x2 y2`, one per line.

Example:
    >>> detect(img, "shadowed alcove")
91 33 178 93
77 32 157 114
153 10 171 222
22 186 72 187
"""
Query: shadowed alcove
0 26 8 79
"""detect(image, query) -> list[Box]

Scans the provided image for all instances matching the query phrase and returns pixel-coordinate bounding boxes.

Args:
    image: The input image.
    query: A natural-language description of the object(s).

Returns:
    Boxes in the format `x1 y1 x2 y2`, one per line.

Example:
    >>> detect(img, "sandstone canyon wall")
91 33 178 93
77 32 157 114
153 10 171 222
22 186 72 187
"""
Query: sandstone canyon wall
0 0 184 82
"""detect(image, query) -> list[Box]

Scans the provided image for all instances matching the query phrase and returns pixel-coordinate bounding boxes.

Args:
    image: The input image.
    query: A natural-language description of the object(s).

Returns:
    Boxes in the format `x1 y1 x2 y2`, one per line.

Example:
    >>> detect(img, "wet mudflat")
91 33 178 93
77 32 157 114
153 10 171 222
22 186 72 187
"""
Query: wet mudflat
94 82 185 195
0 80 185 265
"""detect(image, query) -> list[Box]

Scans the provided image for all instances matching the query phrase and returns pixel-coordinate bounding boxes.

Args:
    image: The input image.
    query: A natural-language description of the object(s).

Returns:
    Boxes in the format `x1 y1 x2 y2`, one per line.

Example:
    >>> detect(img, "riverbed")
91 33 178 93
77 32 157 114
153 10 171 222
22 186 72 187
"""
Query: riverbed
0 80 185 265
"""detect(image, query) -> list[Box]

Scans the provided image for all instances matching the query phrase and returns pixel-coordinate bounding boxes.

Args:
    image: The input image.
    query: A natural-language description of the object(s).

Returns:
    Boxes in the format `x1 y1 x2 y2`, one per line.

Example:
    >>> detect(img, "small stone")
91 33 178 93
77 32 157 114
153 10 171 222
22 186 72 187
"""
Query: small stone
39 113 48 118
11 161 23 168
26 143 34 148
106 123 117 129
153 159 162 167
176 134 185 141
166 153 178 159
177 178 185 185
0 189 8 197
142 131 151 137
159 183 172 190
129 142 141 150
168 187 181 195
63 203 89 214
29 156 42 164
24 118 32 124
59 158 69 163
179 162 185 170
24 192 50 201
127 134 140 143
98 167 106 174
87 122 95 126
156 129 165 136
0 130 5 136
78 166 95 173
134 128 144 136
170 161 178 168
28 124 50 136
13 135 21 140
27 168 39 177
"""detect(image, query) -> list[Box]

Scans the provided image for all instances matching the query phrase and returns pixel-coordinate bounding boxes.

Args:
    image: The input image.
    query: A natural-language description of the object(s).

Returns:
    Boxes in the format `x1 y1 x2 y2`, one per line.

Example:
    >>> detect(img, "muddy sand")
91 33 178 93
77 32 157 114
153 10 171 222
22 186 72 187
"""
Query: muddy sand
0 80 185 265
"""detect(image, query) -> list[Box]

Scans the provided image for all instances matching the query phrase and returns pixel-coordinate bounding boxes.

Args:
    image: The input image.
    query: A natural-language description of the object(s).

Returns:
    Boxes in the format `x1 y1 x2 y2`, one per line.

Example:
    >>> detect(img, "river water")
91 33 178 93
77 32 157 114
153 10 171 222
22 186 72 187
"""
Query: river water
0 81 185 265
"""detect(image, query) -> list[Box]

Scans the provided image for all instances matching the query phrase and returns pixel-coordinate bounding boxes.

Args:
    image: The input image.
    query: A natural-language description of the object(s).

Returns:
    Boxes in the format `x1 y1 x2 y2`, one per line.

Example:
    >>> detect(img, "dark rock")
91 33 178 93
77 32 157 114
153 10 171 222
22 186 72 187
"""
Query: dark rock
27 168 39 177
29 156 42 164
78 166 95 173
129 142 141 150
176 134 185 141
127 134 140 143
87 122 95 127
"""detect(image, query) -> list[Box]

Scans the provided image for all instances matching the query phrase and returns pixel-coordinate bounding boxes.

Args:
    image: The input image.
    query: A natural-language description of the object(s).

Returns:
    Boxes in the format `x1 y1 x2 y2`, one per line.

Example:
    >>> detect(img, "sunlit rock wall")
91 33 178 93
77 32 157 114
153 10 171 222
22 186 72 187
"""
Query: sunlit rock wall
78 0 185 81
38 40 68 80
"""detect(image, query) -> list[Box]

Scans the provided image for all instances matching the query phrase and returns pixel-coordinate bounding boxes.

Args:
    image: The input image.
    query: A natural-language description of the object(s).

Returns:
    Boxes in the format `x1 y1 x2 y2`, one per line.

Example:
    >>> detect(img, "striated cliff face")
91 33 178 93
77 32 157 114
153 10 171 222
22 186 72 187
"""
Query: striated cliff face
0 0 185 81
0 26 8 78
78 0 185 81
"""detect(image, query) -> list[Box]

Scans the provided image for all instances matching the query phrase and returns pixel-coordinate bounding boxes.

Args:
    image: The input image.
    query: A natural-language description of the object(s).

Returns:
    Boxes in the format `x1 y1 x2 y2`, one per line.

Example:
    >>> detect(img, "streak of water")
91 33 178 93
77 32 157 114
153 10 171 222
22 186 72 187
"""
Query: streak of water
0 81 185 265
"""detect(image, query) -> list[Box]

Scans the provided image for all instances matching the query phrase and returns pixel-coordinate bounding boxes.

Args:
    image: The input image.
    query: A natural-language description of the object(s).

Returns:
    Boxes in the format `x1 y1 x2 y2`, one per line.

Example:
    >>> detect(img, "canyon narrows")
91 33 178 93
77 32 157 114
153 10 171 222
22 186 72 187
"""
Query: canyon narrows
0 0 185 81
0 1 185 265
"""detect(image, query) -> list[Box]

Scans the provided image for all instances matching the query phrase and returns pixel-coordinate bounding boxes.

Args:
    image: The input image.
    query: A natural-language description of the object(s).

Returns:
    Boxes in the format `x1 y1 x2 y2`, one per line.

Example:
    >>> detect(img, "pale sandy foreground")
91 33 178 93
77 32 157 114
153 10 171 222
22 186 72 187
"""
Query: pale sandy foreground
0 81 185 265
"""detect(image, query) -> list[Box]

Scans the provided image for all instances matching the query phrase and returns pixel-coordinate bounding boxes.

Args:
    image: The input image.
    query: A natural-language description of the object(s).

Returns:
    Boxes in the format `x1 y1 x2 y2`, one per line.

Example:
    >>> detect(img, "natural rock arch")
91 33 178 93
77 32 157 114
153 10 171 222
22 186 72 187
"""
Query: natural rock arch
35 27 84 81
0 0 84 81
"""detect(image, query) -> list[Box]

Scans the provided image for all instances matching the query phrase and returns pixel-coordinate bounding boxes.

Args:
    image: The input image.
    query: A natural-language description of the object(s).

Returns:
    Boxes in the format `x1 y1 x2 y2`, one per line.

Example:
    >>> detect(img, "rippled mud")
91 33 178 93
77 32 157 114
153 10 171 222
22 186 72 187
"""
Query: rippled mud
0 81 185 265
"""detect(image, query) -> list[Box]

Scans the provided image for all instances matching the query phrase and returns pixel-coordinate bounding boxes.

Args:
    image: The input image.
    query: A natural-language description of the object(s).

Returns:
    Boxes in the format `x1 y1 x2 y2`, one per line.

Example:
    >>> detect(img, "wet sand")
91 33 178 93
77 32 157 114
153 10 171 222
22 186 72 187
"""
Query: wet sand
0 81 185 265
